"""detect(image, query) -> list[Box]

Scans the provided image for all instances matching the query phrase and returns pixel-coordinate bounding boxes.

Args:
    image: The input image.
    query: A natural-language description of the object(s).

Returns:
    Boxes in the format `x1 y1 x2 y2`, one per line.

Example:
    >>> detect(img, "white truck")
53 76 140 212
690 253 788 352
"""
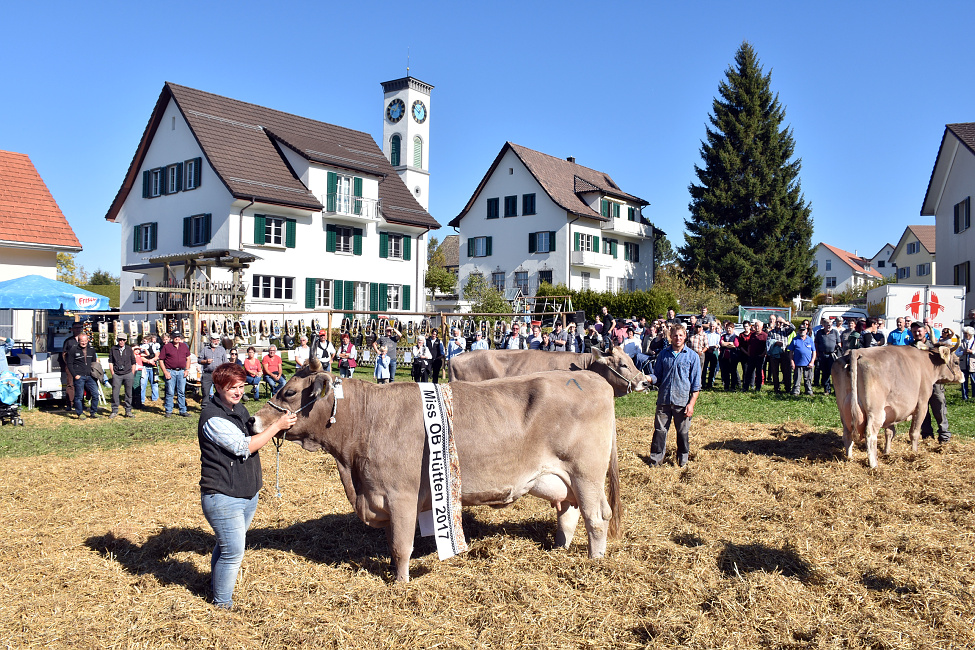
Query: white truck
866 284 966 338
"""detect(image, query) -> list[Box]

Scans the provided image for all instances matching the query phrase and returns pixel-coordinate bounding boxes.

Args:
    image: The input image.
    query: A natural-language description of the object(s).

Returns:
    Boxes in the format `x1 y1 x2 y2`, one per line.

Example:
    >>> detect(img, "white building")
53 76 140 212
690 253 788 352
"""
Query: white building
449 143 654 298
105 80 439 318
812 242 882 295
921 122 975 314
868 243 896 279
888 225 936 284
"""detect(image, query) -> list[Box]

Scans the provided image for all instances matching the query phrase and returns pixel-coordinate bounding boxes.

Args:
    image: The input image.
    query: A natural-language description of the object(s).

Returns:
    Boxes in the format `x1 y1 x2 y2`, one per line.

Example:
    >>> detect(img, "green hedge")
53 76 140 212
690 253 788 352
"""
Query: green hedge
535 283 678 324
81 285 120 310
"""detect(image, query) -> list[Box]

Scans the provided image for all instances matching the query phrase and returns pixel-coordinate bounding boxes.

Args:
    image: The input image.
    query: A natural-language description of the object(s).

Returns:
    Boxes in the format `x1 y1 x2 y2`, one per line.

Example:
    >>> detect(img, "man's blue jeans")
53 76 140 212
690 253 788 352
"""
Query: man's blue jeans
141 366 158 401
165 369 186 415
73 376 98 415
263 374 286 396
201 491 258 609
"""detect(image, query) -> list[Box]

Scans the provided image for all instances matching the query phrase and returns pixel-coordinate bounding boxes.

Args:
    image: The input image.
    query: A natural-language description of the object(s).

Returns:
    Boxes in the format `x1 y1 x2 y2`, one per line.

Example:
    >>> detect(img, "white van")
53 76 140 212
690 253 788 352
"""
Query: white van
810 304 868 327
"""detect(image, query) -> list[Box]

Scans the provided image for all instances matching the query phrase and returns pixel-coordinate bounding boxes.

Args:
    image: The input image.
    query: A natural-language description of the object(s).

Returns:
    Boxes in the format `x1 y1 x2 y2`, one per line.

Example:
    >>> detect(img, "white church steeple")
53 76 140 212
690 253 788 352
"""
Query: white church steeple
381 75 433 211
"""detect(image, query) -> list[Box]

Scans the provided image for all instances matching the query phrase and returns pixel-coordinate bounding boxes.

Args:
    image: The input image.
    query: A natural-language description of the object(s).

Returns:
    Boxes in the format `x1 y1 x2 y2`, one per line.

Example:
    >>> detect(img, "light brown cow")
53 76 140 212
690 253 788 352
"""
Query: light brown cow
447 347 651 397
252 359 621 582
831 344 963 468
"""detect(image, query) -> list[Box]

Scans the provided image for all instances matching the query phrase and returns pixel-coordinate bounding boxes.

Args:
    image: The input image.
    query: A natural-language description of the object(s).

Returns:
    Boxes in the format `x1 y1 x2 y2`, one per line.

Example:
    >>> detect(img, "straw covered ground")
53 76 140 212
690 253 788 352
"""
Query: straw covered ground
2 416 974 649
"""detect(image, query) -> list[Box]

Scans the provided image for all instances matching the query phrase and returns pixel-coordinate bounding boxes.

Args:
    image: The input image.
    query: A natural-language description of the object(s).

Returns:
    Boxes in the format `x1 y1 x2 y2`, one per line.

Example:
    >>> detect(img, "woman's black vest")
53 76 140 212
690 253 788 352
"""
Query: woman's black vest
198 397 262 498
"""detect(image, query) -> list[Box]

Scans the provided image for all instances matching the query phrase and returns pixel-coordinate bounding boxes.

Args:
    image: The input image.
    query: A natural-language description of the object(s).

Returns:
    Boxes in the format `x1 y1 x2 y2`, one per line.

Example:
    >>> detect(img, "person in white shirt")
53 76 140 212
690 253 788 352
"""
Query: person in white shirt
470 331 489 350
621 327 641 358
294 335 311 371
312 329 336 371
411 335 433 382
502 323 528 350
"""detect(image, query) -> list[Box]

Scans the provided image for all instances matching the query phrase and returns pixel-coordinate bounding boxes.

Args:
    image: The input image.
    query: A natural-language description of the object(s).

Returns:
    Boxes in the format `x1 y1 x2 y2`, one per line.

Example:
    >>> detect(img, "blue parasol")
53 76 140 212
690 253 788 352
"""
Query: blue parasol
0 274 111 311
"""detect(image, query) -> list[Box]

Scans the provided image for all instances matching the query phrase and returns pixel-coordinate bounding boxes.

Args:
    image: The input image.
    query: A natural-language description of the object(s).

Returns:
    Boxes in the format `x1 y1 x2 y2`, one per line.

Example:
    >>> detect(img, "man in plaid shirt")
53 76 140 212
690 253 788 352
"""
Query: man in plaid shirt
689 323 709 366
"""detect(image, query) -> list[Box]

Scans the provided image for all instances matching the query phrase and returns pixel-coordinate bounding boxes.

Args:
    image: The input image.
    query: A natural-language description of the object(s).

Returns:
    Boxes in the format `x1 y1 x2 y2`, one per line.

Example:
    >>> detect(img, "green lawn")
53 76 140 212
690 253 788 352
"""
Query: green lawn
2 360 971 458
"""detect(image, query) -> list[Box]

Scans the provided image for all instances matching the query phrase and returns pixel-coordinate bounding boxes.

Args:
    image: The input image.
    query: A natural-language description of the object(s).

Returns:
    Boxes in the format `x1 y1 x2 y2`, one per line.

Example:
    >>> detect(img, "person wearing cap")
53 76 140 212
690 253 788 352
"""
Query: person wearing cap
159 331 191 417
311 329 336 371
107 333 138 418
293 334 311 371
372 324 401 382
564 322 583 353
66 332 100 419
61 320 85 412
199 333 229 408
470 330 489 351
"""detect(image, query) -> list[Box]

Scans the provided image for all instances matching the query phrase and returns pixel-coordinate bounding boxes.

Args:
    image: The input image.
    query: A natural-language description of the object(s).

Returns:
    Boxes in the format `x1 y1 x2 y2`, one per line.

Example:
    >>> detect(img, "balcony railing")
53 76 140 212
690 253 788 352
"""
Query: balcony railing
321 193 381 221
600 217 652 238
570 250 612 269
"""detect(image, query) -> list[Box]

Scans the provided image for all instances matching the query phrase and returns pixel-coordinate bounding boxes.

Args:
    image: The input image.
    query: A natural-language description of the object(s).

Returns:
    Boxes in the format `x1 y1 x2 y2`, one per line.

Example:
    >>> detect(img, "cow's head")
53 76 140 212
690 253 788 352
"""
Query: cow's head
588 345 652 396
252 358 336 451
931 343 965 385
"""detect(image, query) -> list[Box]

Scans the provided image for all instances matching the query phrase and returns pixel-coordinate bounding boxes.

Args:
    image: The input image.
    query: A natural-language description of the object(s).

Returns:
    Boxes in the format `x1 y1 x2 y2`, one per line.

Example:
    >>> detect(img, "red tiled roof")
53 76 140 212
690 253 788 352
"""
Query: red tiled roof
0 150 81 250
907 225 936 254
106 83 439 229
819 242 882 279
449 142 648 227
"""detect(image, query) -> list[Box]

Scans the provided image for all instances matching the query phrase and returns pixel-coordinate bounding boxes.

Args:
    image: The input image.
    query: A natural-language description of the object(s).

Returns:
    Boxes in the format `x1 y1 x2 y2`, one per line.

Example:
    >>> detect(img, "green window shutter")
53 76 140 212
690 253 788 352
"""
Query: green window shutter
353 177 363 215
624 243 630 262
403 235 411 261
183 217 191 247
611 240 618 259
485 236 492 257
326 172 337 211
628 206 635 222
149 223 157 251
593 236 600 251
305 278 317 309
203 214 212 244
379 283 388 311
468 238 475 258
353 228 363 256
325 224 336 252
379 232 389 258
254 214 266 244
344 281 354 311
403 285 411 311
633 243 639 263
133 225 140 253
142 171 150 198
285 219 296 248
600 200 609 217
549 231 557 252
574 232 580 251
333 280 344 310
528 232 536 254
613 203 620 219
369 282 379 311
390 135 401 166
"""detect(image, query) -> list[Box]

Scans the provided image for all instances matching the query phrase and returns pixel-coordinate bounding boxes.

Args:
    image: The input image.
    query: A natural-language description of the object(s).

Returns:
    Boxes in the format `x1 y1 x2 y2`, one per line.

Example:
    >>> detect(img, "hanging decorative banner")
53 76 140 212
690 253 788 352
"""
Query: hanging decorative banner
141 320 150 337
181 318 191 336
98 321 109 346
416 383 467 561
156 319 165 336
128 320 138 336
240 320 249 337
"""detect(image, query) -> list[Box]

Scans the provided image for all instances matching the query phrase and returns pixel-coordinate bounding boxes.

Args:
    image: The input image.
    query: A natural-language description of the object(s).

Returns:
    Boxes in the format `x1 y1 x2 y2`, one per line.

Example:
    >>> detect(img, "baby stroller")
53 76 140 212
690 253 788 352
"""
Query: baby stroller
0 371 24 426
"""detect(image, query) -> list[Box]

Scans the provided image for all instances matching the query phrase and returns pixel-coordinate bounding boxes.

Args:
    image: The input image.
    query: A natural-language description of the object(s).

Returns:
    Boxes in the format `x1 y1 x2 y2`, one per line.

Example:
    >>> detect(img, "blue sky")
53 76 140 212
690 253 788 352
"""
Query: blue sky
3 1 974 279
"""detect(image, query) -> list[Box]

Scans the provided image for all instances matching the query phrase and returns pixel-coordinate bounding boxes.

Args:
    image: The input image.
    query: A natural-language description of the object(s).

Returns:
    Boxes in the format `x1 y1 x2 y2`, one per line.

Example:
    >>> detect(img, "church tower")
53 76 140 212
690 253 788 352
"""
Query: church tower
381 76 433 211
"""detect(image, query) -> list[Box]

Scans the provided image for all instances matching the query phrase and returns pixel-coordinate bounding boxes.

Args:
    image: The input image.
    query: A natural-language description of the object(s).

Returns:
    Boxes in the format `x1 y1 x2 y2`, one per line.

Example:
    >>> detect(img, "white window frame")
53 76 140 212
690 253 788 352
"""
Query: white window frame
265 217 285 246
581 271 591 290
387 284 402 310
315 279 332 308
514 271 529 294
184 158 199 190
353 281 369 311
825 259 832 271
149 169 163 197
534 231 551 253
336 225 354 254
187 214 209 247
336 175 353 215
252 275 295 301
167 164 180 194
578 233 596 253
133 278 146 303
471 237 488 258
388 233 403 260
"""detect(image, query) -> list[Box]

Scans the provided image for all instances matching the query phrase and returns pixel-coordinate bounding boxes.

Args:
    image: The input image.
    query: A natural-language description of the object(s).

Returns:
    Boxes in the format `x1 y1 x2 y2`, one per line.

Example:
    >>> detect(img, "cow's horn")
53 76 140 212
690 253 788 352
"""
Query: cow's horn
309 357 322 372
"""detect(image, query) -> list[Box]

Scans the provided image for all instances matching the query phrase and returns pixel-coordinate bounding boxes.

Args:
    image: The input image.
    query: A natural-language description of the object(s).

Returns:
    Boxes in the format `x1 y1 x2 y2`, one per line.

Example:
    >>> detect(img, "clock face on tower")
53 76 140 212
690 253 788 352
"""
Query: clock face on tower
411 100 427 124
386 99 405 123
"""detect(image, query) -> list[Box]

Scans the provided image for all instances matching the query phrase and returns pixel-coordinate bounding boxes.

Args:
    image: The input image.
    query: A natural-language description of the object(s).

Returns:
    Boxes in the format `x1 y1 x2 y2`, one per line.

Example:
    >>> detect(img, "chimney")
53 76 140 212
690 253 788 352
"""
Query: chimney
566 156 575 164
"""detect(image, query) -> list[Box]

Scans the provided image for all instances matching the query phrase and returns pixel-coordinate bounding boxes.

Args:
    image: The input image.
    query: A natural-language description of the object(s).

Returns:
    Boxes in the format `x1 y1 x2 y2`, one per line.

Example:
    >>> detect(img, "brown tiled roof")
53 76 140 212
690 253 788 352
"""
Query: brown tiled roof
449 142 648 227
106 83 439 229
907 225 936 253
921 123 975 215
819 242 882 279
0 150 81 251
439 234 459 270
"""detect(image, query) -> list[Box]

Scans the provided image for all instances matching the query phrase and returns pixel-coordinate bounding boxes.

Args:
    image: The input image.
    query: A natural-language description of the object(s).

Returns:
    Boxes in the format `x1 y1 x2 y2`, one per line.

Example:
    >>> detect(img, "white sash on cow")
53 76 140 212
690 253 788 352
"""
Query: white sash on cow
417 382 467 560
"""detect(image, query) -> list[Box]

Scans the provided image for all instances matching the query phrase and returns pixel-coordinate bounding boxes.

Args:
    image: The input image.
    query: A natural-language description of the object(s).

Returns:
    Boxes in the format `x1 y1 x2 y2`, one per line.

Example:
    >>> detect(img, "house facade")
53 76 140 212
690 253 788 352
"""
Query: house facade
921 122 975 313
869 243 896 279
0 150 82 283
812 243 882 295
888 225 936 284
449 143 654 299
106 81 439 319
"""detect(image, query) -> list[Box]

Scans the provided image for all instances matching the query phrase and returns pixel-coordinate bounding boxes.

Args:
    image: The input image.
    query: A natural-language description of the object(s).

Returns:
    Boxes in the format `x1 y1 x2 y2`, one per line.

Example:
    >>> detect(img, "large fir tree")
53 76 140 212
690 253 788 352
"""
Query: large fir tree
680 42 816 305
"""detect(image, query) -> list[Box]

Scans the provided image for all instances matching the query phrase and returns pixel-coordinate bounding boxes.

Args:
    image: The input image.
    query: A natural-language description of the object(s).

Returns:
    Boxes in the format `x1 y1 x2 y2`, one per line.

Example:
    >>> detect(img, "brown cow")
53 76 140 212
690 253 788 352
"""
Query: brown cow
252 359 621 582
831 344 963 468
447 347 652 397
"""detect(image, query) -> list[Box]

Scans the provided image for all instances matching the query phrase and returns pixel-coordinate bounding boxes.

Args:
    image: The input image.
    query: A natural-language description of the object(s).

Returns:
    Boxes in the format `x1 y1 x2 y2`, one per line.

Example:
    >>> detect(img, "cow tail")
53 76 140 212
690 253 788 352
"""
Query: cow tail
850 351 863 435
608 423 622 540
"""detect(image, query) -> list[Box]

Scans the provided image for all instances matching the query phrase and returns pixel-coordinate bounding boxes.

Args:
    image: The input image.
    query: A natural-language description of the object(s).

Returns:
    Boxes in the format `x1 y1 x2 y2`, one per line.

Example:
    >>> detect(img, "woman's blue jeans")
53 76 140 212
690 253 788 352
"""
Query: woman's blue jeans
201 491 258 608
